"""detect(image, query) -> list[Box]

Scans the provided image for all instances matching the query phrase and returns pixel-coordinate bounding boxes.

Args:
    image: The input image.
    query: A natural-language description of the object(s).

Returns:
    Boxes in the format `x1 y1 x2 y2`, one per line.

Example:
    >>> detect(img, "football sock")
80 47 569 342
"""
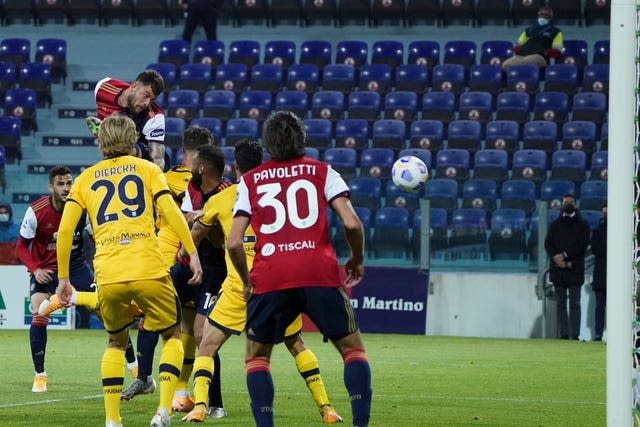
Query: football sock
157 337 183 413
124 336 136 364
192 355 214 407
209 352 223 407
175 332 196 392
246 357 274 427
30 314 48 373
101 347 125 425
343 348 372 427
137 329 160 380
295 349 330 407
73 291 98 310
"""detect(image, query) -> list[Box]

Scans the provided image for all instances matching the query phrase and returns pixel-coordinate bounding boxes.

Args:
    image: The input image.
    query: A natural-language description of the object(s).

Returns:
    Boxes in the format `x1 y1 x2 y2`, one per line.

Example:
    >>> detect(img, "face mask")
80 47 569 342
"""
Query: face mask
0 214 9 223
563 204 575 215
537 18 549 26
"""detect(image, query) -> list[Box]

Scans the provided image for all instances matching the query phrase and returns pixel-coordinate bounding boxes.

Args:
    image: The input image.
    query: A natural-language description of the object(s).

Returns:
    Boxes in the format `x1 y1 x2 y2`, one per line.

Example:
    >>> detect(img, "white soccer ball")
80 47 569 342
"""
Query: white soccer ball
391 156 429 192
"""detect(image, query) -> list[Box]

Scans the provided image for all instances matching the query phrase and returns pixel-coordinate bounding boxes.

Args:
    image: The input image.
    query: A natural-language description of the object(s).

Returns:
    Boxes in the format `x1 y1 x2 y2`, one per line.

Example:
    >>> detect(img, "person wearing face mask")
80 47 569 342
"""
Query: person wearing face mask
502 6 563 71
544 194 591 340
0 202 19 243
590 205 607 341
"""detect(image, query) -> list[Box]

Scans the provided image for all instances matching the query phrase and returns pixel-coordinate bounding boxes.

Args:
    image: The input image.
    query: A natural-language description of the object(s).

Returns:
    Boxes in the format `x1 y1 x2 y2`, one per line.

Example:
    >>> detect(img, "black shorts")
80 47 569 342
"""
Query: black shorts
170 262 225 316
30 262 94 296
245 287 359 344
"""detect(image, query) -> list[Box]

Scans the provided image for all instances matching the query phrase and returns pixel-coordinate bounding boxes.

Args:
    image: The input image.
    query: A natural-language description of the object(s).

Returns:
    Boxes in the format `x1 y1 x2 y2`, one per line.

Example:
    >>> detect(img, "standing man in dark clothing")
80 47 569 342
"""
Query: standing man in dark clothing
544 194 591 340
502 6 563 70
181 0 218 42
590 205 607 341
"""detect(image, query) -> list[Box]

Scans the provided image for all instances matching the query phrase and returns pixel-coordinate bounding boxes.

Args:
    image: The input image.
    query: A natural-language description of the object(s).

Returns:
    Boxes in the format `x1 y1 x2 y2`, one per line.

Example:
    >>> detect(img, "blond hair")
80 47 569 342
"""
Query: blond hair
98 115 137 158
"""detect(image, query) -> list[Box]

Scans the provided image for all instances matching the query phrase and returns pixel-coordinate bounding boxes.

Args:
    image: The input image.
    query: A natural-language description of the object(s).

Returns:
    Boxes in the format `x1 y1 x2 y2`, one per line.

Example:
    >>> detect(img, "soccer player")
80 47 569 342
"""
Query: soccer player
181 139 343 423
88 70 167 170
16 166 98 392
54 115 202 427
228 111 372 427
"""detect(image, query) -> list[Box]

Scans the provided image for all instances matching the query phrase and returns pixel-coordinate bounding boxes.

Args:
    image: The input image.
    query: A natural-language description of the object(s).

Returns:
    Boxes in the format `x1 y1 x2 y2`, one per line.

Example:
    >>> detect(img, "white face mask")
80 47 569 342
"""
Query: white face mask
537 18 549 26
0 214 9 223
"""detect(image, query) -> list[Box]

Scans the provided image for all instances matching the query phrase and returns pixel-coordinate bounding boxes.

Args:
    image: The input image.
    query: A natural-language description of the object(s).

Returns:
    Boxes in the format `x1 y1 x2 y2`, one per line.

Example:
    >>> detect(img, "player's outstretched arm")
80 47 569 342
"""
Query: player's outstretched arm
228 215 252 300
331 196 365 288
55 201 84 304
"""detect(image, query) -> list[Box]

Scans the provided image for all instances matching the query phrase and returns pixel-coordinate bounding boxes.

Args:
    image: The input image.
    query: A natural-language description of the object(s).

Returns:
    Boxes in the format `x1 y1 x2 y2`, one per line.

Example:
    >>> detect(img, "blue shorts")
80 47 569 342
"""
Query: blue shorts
29 262 95 296
170 262 226 316
245 287 359 344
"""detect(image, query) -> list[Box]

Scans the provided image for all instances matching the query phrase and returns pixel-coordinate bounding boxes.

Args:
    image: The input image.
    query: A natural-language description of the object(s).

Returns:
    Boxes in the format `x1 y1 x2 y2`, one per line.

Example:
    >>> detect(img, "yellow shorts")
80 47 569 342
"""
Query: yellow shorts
97 275 180 334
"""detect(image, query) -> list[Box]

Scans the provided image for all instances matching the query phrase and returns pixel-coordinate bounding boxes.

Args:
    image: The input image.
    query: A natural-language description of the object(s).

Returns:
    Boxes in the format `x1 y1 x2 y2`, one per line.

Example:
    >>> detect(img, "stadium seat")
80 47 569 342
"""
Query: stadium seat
441 0 475 27
176 63 212 93
421 91 456 124
337 0 372 26
443 40 477 71
395 64 429 93
506 64 539 95
557 39 589 73
335 40 368 68
0 38 30 67
409 119 444 152
164 117 186 148
67 0 101 25
543 64 579 95
358 64 393 95
347 91 381 122
235 0 268 26
383 91 418 122
264 40 296 68
500 179 536 215
190 118 223 143
585 0 610 26
399 148 432 170
348 176 382 211
371 0 406 27
473 149 509 184
522 120 558 154
461 178 497 214
480 40 513 66
35 38 67 83
405 0 441 26
590 150 608 181
582 64 609 95
449 208 488 247
435 148 470 186
371 40 404 68
167 89 200 123
458 91 493 124
485 120 519 155
592 40 610 64
324 147 358 180
571 92 607 125
600 121 608 151
304 147 320 159
550 149 587 186
101 0 133 25
135 0 169 25
238 90 272 121
301 0 338 26
303 118 333 151
193 40 225 67
202 90 236 121
385 180 422 212
579 180 607 210
299 40 332 69
511 149 547 186
446 120 482 154
360 147 395 180
468 64 503 96
407 40 440 69
371 119 406 150
286 63 320 94
0 61 16 102
214 63 249 94
580 209 602 231
475 0 510 26
4 88 37 133
541 180 575 210
511 0 542 25
334 206 371 257
372 207 410 258
431 64 466 95
322 64 356 94
158 39 190 68
146 63 177 91
250 63 284 94
17 62 52 108
547 0 581 25
335 118 369 150
225 118 259 145
488 208 527 260
424 178 459 216
34 0 68 25
311 90 345 121
228 40 261 68
275 90 308 119
495 91 530 125
412 208 449 256
533 92 569 124
0 115 22 162
2 1 35 25
561 121 597 155
269 0 302 26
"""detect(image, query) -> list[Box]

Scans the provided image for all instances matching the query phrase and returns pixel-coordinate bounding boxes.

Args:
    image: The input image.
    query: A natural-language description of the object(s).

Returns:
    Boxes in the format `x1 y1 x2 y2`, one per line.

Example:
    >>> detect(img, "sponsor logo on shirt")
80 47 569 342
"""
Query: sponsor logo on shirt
150 128 165 138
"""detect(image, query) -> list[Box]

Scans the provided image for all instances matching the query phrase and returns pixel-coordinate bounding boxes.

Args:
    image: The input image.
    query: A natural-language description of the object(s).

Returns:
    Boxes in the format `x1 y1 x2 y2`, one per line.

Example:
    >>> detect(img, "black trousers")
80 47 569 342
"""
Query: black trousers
594 289 606 339
555 284 582 339
182 0 218 42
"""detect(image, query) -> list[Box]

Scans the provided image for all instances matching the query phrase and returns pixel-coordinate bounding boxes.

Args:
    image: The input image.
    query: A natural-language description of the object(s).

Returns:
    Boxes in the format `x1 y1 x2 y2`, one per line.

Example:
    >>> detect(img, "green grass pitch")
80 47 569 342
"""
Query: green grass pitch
0 330 605 426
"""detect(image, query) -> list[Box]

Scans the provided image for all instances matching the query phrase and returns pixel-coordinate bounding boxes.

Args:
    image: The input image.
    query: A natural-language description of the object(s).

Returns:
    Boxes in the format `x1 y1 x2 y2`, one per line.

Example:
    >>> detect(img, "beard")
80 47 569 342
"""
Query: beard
191 170 203 188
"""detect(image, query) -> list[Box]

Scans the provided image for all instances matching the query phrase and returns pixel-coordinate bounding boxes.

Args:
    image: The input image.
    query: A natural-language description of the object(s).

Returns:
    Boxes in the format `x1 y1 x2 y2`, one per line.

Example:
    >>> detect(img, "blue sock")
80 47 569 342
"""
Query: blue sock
208 352 223 407
136 329 159 380
124 336 136 364
246 357 274 427
343 349 372 427
30 315 48 373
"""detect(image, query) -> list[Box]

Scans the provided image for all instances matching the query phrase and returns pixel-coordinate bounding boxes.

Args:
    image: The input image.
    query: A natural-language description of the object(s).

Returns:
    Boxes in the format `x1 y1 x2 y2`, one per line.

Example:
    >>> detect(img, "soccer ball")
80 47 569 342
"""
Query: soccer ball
391 156 429 192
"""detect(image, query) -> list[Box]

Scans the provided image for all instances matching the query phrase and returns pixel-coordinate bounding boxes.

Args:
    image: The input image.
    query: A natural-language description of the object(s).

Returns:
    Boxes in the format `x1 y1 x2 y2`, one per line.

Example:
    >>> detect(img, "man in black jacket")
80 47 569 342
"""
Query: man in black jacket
590 205 607 341
544 194 591 340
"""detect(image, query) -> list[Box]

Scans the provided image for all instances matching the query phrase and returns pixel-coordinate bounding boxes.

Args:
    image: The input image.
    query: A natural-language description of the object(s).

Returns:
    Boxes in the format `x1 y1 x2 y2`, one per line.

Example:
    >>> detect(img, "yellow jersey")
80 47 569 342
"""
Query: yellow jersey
157 165 191 264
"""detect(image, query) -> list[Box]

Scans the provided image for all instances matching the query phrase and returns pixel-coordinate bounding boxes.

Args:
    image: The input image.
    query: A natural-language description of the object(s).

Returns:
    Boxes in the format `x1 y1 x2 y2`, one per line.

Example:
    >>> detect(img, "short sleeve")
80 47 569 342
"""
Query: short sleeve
19 207 37 239
324 166 349 201
232 176 251 217
148 162 171 197
199 196 219 227
142 114 165 143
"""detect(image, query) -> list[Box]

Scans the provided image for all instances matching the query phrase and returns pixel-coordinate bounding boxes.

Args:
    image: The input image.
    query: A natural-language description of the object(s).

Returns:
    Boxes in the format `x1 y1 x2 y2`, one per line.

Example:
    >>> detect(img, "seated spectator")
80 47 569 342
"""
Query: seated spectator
502 7 563 71
0 202 20 264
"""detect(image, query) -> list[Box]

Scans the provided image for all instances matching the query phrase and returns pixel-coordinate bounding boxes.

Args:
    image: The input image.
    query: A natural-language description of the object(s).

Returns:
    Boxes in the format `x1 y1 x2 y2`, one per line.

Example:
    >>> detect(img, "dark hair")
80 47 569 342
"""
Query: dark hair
262 111 305 161
183 127 214 151
538 6 553 18
49 165 72 183
234 139 263 174
135 70 164 97
195 144 225 179
562 193 577 203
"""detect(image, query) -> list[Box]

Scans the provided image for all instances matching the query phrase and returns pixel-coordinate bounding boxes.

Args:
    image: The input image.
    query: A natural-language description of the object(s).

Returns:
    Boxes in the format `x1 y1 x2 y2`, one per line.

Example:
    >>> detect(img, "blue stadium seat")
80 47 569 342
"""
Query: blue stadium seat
511 149 547 185
322 64 356 93
348 176 382 211
164 117 186 148
371 0 406 27
275 90 308 119
35 38 66 83
34 0 68 24
399 148 432 170
412 208 449 255
468 64 503 96
190 118 223 143
406 0 442 27
544 64 579 95
462 178 497 213
0 115 21 162
407 40 440 68
372 207 410 258
193 40 225 67
311 90 344 121
360 147 395 180
600 121 608 151
235 0 268 26
522 120 558 154
371 119 406 150
250 63 283 94
500 179 536 215
561 121 597 154
511 0 543 26
592 40 609 64
214 63 249 94
533 92 569 124
584 0 610 26
541 180 575 210
371 40 404 68
167 89 200 122
473 149 509 183
580 209 602 231
558 39 588 72
506 64 539 95
384 91 418 122
304 147 320 159
0 38 30 67
0 61 16 100
476 0 511 26
579 180 607 210
485 120 519 154
548 0 581 25
449 208 488 246
334 206 371 258
264 40 296 68
458 91 493 123
347 91 381 122
550 149 587 185
286 63 320 93
443 40 477 71
101 0 134 25
358 64 393 94
303 118 333 151
147 63 177 91
337 0 372 26
495 91 530 124
572 92 607 125
431 63 466 95
582 64 609 95
424 178 459 215
4 88 37 133
335 118 369 150
324 147 358 180
335 40 368 68
480 40 513 66
158 39 190 68
203 90 236 121
435 148 470 185
590 150 608 181
421 91 456 124
225 118 259 145
238 90 272 121
488 208 527 260
395 64 429 93
17 62 52 107
176 63 212 93
228 40 261 68
299 40 332 68
447 120 482 154
386 180 422 212
220 146 236 178
302 0 338 26
409 119 444 152
441 0 475 26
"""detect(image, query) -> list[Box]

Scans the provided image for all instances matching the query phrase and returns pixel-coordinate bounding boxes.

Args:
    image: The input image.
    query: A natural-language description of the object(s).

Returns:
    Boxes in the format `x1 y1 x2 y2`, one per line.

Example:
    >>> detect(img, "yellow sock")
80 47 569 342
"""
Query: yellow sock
101 347 125 425
192 355 214 407
175 333 196 392
158 337 184 413
76 291 99 310
295 349 330 408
